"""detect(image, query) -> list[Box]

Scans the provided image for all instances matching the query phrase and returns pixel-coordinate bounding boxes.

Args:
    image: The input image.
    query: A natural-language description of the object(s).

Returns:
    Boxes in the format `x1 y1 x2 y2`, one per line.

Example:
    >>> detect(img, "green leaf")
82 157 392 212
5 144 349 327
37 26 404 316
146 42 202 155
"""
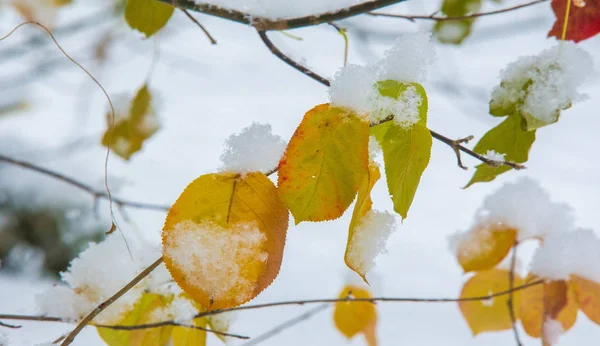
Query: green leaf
375 80 428 126
381 124 432 220
433 0 482 44
125 0 174 38
465 115 536 188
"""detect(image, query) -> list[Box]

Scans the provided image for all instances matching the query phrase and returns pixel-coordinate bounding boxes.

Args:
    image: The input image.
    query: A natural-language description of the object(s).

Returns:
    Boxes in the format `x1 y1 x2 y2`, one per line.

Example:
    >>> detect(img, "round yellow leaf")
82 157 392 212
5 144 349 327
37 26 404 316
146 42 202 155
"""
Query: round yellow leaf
455 223 517 273
333 285 377 339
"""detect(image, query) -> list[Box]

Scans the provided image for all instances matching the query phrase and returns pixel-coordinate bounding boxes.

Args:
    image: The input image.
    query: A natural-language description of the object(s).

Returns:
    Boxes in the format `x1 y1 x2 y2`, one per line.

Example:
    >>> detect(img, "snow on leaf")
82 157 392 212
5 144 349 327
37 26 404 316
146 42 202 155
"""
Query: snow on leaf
97 293 173 346
101 84 160 160
277 104 369 223
433 0 482 44
548 0 600 42
450 223 516 273
206 311 235 343
373 80 428 128
458 269 522 335
465 115 535 187
571 275 600 325
333 285 377 342
162 172 288 310
125 0 174 38
519 275 577 338
380 122 431 220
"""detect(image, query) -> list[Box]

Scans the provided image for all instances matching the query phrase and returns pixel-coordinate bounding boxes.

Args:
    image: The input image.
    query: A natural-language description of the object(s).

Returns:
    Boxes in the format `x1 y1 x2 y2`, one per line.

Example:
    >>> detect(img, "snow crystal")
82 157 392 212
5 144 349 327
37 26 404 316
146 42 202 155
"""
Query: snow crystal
542 318 564 345
530 228 600 283
483 150 505 162
346 210 397 276
152 295 198 323
329 32 434 127
474 178 574 240
163 220 268 304
193 0 367 20
491 42 594 124
219 122 287 174
36 234 147 323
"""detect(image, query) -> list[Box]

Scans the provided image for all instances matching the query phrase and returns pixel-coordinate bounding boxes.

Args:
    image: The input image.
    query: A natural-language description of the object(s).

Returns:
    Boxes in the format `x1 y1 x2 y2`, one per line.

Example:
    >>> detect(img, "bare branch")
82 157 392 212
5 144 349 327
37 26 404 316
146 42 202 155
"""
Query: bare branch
0 321 21 329
369 0 549 21
181 9 218 44
60 257 164 346
160 0 409 30
508 241 523 346
95 321 248 339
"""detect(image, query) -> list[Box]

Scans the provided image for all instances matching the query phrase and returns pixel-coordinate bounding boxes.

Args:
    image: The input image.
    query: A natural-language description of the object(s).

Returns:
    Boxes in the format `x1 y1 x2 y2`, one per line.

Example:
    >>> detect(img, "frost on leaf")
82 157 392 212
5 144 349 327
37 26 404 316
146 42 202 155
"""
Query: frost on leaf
548 0 600 42
519 276 577 338
101 84 160 160
219 122 286 174
458 269 522 335
449 222 516 273
162 172 288 310
345 163 396 281
490 43 593 130
333 285 377 346
125 0 174 38
433 0 482 44
277 104 369 223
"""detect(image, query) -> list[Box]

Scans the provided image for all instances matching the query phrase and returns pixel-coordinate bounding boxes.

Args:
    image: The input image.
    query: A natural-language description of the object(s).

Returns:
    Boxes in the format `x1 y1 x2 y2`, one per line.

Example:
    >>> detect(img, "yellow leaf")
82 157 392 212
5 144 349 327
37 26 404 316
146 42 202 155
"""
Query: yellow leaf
171 317 207 346
455 223 517 273
333 285 377 340
101 84 160 160
125 0 174 38
278 104 369 223
97 293 172 346
519 275 578 338
162 172 288 310
571 275 600 325
345 162 381 281
458 269 522 335
206 313 232 343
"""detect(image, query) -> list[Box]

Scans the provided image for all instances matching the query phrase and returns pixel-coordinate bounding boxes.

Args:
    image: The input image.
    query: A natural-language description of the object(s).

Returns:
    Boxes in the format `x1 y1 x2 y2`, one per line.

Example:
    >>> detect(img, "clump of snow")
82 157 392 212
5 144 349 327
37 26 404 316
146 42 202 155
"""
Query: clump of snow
530 228 600 283
482 150 506 162
329 32 434 127
152 295 198 324
368 136 382 161
219 122 287 174
491 42 594 124
346 210 397 277
448 222 503 260
163 220 268 304
474 178 574 240
542 318 564 345
36 234 147 323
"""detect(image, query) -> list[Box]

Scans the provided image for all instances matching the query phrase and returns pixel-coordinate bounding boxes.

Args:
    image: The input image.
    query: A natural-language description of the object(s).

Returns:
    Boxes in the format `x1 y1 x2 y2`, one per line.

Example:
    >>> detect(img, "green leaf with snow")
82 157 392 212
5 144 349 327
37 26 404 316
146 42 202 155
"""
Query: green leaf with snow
375 80 428 126
381 124 432 220
125 0 174 38
433 0 482 44
465 115 535 188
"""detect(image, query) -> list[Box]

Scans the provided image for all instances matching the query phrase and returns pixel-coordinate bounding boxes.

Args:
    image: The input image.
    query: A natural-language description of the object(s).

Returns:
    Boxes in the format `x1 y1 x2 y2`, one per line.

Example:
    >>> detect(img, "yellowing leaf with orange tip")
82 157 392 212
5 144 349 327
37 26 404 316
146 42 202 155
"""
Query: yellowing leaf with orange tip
345 162 381 282
458 269 522 335
97 293 172 346
333 285 377 342
519 275 578 338
277 104 369 223
455 223 517 273
162 172 288 310
571 275 600 325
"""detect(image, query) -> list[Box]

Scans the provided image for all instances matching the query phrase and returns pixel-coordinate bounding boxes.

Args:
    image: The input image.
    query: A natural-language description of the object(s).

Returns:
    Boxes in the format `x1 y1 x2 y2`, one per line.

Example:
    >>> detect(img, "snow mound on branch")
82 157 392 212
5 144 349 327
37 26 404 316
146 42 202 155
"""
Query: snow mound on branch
482 150 505 162
491 42 594 123
329 32 435 127
530 228 600 283
219 122 286 174
474 177 574 240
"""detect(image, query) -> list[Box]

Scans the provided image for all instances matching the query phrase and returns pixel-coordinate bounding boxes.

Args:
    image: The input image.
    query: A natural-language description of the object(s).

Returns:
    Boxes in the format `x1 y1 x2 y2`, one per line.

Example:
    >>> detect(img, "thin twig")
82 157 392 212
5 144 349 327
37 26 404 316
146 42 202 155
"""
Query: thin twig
195 279 544 318
95 321 248 339
0 154 169 211
181 9 217 44
328 22 348 66
161 0 409 30
508 241 522 346
241 304 329 346
257 31 525 171
60 257 164 346
0 321 21 329
369 0 549 21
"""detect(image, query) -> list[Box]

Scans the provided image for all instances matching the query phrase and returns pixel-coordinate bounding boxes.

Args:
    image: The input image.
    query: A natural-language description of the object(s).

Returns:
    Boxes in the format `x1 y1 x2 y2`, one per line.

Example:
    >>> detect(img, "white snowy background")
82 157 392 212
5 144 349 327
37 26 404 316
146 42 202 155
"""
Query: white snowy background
1 0 600 345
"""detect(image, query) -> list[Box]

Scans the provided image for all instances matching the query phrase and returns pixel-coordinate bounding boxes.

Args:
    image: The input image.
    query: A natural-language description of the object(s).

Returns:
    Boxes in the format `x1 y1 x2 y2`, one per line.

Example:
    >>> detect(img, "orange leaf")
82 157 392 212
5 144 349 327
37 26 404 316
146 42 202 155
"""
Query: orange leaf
333 285 377 340
162 172 288 310
458 269 522 335
454 223 517 273
548 0 600 42
519 275 578 338
277 104 369 223
571 275 600 325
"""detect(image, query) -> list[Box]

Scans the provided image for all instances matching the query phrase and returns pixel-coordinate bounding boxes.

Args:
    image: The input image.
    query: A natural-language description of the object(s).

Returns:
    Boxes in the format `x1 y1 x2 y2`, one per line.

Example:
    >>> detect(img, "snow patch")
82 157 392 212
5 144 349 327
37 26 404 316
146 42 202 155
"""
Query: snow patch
542 318 564 345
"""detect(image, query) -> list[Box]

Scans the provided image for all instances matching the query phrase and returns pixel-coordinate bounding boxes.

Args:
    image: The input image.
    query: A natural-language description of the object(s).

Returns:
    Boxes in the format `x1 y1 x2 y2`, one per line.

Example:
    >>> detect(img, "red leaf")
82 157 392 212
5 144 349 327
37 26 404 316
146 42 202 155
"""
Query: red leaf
548 0 600 42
